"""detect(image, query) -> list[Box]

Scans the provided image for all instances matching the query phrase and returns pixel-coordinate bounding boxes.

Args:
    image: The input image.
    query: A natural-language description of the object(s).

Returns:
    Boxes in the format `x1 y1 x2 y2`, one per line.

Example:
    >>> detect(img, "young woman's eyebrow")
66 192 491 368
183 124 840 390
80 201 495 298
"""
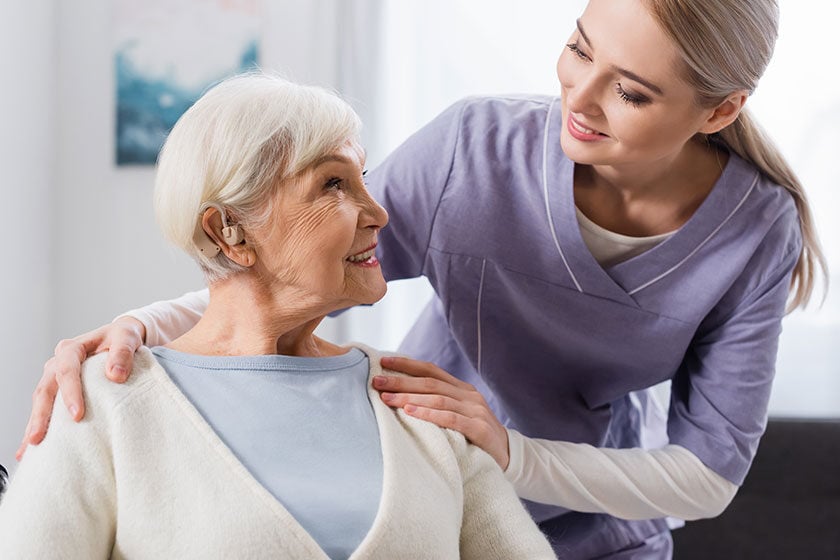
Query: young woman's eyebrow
576 19 665 96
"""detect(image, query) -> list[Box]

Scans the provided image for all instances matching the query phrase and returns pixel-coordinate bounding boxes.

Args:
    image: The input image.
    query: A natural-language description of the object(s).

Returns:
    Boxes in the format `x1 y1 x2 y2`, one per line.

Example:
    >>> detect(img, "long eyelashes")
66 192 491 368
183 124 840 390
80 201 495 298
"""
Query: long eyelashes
566 42 589 61
615 84 648 107
566 41 650 108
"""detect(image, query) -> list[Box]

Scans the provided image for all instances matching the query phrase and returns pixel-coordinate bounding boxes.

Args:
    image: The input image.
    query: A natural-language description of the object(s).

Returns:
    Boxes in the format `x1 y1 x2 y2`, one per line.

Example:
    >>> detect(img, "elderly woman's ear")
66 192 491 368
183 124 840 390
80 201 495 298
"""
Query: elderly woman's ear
200 206 256 268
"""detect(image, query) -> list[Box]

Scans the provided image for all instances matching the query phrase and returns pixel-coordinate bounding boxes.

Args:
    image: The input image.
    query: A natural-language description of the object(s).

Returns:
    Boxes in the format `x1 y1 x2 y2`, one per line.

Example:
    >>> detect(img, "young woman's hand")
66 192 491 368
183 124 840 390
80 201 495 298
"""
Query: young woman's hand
375 356 511 470
16 317 146 460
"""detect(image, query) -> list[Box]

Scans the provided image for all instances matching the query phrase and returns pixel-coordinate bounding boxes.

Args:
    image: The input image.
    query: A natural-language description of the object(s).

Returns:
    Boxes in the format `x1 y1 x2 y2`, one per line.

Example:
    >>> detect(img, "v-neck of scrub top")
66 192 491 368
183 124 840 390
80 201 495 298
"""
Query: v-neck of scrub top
543 98 760 305
575 205 675 268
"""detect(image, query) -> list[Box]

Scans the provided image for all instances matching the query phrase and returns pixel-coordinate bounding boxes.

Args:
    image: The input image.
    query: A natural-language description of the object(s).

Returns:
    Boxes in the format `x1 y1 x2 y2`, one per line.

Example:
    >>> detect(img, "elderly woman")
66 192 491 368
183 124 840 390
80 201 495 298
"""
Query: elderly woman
0 74 555 559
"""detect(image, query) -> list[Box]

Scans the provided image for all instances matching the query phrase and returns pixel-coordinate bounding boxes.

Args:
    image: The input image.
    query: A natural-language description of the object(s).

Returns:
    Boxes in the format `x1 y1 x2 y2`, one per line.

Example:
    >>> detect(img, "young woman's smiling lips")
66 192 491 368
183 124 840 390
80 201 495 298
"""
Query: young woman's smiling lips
567 113 610 142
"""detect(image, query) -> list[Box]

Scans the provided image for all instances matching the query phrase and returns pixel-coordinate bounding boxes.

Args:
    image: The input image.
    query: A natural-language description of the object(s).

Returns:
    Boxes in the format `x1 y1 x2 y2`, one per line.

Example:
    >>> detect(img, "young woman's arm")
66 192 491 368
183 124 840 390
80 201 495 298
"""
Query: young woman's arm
18 289 209 457
376 358 737 520
505 434 737 520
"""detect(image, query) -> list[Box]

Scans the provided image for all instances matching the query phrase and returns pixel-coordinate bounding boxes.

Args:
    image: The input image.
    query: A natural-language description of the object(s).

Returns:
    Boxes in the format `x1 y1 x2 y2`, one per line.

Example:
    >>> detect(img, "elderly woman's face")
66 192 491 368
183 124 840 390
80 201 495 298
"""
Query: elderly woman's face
252 142 389 312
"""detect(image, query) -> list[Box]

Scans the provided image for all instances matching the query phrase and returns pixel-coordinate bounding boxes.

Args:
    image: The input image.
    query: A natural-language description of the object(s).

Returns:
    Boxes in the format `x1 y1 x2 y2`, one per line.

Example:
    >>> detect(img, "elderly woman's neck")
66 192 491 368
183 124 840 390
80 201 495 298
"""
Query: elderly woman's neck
165 278 346 358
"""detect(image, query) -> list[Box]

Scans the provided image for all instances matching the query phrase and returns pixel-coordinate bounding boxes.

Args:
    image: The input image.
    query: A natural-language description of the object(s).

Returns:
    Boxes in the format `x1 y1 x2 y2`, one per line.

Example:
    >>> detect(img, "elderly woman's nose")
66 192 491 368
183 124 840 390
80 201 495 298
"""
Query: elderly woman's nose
369 201 389 229
359 191 389 229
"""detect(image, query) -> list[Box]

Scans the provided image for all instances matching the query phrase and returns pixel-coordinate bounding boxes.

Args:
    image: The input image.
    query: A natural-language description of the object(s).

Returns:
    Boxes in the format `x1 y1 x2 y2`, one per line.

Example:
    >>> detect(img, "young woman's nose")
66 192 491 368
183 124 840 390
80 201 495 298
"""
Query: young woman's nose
565 73 605 117
558 58 605 117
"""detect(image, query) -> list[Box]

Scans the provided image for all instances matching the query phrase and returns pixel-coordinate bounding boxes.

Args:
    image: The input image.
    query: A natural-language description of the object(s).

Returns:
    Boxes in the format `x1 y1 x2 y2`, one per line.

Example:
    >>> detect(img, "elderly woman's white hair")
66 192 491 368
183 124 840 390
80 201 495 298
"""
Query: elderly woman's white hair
154 72 362 281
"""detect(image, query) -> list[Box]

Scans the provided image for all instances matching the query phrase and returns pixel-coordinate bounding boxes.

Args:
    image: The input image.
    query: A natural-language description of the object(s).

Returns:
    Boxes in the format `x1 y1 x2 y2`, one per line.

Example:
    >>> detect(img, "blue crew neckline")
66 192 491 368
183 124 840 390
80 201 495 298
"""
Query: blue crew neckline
151 345 367 372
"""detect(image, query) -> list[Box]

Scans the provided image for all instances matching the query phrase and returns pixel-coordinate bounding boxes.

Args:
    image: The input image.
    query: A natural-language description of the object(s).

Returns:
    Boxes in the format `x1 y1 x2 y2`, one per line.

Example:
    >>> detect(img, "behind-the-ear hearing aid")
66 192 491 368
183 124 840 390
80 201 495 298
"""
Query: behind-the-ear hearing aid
193 218 221 257
221 221 245 245
193 202 245 257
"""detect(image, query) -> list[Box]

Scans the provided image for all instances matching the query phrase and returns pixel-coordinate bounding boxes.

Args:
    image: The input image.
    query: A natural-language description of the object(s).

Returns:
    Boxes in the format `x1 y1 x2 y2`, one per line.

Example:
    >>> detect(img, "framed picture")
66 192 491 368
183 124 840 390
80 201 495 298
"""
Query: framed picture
114 0 261 165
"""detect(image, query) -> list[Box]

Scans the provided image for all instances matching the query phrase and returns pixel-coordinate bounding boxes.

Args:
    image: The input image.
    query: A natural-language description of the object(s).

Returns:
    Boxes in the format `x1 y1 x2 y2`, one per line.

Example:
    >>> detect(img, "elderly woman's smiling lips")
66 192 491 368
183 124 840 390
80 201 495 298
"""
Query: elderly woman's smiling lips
346 243 380 267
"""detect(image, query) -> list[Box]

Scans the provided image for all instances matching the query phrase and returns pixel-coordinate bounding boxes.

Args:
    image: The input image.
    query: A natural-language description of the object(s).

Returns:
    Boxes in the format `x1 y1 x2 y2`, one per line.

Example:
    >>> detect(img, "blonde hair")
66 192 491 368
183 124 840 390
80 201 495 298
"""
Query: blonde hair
646 0 826 310
154 72 361 281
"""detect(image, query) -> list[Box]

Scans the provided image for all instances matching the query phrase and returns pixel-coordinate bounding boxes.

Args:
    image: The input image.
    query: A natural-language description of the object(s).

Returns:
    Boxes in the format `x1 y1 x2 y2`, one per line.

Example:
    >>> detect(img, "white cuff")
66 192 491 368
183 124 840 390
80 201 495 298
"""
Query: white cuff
503 428 526 487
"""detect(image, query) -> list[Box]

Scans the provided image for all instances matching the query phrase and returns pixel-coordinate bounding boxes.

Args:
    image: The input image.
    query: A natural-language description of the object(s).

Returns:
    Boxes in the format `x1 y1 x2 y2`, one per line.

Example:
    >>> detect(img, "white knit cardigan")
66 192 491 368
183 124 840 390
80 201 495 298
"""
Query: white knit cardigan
0 345 555 559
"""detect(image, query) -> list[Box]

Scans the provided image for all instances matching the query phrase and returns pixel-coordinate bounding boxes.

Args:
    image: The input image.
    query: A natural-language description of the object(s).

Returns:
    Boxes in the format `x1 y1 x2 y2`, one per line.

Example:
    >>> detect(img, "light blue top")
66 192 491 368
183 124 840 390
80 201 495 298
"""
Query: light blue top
151 346 382 560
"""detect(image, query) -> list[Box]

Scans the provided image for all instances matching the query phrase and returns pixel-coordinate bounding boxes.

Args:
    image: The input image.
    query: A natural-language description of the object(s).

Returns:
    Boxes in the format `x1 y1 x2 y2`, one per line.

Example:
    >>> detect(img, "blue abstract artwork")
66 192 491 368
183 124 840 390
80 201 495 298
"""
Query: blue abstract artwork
114 0 261 165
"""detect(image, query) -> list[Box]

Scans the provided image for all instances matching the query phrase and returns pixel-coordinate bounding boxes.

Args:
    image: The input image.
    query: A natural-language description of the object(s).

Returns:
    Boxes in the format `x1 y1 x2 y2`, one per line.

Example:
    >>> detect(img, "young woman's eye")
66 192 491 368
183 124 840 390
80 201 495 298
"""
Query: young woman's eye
615 84 650 108
566 42 590 62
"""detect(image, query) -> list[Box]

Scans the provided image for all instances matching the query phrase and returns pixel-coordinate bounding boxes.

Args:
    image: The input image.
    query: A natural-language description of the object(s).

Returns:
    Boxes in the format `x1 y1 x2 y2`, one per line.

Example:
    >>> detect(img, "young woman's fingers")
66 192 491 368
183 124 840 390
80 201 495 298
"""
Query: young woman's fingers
372 373 454 395
18 318 147 460
16 414 37 460
18 371 60 458
380 385 512 469
50 341 94 420
103 317 145 381
380 391 483 417
402 405 474 436
373 374 490 413
380 356 471 389
104 344 136 383
15 439 29 461
400 404 509 468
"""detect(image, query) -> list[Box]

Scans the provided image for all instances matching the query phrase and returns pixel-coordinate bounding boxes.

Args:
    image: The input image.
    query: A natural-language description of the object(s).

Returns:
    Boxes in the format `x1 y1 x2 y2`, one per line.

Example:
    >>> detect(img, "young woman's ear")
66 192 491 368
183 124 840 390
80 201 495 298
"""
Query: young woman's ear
699 91 748 134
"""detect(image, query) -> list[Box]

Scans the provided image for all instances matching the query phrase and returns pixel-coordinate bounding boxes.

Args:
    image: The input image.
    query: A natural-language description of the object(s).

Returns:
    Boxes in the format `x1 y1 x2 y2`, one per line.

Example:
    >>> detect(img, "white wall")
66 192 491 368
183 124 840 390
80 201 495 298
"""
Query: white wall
379 0 840 418
49 0 384 345
1 0 836 477
0 0 56 474
0 0 364 474
52 0 204 344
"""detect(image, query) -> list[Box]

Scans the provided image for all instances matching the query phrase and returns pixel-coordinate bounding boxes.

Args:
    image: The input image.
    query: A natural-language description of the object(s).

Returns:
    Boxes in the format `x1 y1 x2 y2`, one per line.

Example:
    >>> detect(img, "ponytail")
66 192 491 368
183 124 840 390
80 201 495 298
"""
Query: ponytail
714 109 827 310
646 0 827 310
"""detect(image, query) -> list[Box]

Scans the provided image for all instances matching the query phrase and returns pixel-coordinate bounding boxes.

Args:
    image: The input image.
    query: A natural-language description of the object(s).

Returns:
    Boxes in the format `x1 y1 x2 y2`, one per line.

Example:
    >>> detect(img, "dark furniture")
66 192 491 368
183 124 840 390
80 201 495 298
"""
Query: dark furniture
0 463 7 498
672 418 840 559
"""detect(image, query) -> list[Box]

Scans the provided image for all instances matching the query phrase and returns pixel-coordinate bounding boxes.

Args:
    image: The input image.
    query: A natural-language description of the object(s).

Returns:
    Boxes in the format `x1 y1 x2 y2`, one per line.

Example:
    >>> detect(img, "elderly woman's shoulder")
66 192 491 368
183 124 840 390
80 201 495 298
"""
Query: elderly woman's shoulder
78 346 162 407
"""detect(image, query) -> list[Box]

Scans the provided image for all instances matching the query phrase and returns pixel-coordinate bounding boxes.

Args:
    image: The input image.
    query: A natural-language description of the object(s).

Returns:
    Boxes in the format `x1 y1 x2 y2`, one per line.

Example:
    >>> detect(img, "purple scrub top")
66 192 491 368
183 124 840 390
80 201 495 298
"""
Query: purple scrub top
366 96 800 557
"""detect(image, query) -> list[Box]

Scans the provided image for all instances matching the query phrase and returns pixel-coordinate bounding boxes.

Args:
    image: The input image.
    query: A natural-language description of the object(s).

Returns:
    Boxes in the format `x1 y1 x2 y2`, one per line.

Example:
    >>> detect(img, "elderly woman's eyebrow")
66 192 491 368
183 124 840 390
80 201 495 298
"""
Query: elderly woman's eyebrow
313 155 351 167
312 149 366 169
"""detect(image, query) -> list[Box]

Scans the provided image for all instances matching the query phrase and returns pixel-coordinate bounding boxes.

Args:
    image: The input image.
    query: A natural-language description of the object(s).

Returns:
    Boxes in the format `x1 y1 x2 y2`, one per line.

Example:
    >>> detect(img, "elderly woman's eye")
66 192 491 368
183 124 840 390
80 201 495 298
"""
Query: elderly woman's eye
325 177 343 190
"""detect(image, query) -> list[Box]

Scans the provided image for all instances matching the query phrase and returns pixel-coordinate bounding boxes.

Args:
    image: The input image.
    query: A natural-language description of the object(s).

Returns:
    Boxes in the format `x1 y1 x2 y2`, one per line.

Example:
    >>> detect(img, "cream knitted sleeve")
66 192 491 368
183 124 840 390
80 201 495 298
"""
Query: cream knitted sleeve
504 429 737 521
448 431 557 559
0 357 117 558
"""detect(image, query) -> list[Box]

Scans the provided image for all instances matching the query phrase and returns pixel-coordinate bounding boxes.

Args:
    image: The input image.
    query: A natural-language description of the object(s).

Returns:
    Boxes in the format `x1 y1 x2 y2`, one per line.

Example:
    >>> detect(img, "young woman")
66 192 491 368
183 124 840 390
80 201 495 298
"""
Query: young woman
0 74 555 559
20 0 825 557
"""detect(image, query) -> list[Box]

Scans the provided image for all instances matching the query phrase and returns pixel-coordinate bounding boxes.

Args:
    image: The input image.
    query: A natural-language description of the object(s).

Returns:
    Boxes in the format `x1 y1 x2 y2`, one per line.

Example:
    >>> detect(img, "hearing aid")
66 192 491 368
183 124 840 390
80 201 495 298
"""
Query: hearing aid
193 202 245 257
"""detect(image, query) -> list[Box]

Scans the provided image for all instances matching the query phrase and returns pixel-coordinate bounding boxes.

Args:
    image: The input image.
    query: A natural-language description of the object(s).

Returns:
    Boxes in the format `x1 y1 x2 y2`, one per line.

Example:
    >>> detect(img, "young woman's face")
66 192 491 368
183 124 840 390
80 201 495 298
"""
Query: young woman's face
556 0 714 169
253 141 389 313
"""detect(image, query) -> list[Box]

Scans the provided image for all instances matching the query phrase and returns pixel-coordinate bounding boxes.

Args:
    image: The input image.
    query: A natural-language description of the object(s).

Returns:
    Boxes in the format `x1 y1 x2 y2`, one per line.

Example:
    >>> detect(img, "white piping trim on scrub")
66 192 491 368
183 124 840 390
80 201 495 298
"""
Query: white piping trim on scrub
543 99 583 293
628 172 760 296
476 259 487 375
